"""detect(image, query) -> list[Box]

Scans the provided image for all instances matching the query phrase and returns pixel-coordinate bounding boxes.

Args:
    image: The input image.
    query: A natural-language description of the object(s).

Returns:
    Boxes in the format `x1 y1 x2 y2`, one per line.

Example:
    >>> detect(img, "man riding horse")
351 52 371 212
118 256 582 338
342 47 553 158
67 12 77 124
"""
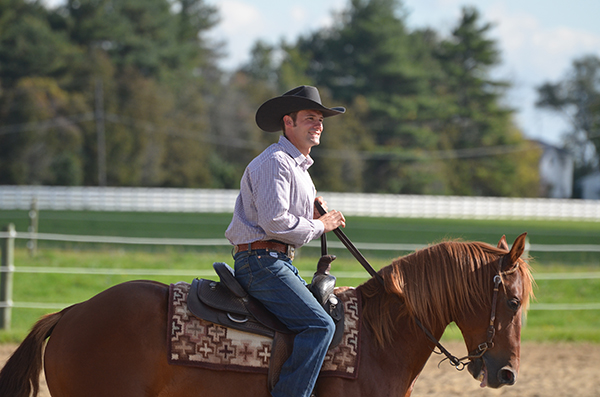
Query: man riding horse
225 86 347 397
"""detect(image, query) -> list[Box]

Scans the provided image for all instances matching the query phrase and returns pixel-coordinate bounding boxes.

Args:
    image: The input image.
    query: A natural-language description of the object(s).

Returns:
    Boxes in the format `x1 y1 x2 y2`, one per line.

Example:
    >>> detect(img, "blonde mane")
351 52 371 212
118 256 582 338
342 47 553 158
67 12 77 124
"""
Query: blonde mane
360 240 534 348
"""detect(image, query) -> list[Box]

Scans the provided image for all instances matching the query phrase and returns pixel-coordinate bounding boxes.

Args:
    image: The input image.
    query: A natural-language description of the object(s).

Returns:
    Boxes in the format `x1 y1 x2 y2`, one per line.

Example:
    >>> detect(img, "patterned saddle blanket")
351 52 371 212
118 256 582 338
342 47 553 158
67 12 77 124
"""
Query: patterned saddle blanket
168 282 362 379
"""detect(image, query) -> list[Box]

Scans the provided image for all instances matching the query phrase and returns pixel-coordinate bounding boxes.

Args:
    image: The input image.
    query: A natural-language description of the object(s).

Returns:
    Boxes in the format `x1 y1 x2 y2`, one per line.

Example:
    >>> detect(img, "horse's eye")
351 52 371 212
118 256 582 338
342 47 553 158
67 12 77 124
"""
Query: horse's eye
507 298 520 311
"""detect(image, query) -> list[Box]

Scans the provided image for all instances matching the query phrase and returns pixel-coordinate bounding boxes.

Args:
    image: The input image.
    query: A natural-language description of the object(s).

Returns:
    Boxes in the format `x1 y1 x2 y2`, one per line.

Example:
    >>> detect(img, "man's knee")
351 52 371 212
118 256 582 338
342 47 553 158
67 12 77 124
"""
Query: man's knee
323 315 336 340
308 313 335 339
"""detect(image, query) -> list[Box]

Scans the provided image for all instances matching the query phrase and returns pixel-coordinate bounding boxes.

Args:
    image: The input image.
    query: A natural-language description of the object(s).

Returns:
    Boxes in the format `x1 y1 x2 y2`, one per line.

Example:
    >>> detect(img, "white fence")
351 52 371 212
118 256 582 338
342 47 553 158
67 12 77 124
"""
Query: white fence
0 186 237 213
1 186 600 329
0 229 599 328
1 185 600 220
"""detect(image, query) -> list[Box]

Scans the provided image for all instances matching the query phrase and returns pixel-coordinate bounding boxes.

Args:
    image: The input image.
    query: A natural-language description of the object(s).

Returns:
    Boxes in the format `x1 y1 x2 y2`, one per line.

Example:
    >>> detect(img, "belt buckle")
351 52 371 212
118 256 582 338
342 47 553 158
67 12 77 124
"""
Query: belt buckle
286 245 295 260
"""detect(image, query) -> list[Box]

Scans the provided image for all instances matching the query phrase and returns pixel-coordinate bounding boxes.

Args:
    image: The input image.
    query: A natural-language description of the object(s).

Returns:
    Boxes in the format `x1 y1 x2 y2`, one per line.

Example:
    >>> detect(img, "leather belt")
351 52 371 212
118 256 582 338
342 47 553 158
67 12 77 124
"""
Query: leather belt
234 240 294 258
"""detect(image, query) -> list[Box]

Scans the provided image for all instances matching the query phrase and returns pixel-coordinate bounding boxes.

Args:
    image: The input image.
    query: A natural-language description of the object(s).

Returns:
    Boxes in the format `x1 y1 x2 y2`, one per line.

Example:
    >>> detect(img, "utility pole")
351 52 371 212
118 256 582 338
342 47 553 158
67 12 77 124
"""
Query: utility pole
96 78 107 186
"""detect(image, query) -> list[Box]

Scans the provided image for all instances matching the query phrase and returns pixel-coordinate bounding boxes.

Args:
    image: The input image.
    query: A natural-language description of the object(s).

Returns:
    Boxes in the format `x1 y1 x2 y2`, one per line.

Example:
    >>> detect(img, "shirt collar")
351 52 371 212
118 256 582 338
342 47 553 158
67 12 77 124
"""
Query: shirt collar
279 136 314 171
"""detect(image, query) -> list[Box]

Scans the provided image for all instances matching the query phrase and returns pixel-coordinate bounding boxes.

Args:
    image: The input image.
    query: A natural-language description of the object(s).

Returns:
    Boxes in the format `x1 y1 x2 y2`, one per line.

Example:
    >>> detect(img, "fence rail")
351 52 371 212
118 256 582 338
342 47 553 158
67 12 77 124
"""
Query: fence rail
1 231 600 253
2 185 600 220
1 229 599 329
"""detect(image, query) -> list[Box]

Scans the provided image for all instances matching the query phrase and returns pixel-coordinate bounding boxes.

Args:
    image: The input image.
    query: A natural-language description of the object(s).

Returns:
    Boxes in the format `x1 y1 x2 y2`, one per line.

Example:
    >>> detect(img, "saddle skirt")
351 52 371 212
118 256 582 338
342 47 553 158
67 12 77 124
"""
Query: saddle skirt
168 281 362 379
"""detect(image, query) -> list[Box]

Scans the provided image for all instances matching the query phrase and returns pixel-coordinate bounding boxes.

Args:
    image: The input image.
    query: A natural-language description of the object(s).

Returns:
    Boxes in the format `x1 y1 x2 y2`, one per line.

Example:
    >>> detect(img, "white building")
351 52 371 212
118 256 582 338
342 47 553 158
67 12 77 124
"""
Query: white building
580 172 600 200
537 141 574 199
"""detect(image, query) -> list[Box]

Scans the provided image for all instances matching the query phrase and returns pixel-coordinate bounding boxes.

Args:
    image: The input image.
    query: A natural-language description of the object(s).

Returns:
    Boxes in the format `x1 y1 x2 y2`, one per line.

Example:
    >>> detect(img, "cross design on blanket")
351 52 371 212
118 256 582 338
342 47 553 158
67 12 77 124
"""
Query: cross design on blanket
238 343 255 362
257 342 272 365
168 281 362 379
217 340 236 360
187 319 205 339
207 323 227 343
197 340 214 359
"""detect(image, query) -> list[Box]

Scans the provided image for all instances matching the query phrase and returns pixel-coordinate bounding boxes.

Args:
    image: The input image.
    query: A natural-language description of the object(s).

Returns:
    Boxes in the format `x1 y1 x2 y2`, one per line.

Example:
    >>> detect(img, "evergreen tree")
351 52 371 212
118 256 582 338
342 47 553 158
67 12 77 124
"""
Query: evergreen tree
289 2 539 195
434 7 539 196
0 0 75 85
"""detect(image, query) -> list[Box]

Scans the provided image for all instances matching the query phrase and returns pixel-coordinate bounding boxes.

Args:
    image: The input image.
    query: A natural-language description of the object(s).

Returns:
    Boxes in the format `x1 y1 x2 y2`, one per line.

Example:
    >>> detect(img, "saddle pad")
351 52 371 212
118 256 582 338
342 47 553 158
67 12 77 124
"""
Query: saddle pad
168 282 362 379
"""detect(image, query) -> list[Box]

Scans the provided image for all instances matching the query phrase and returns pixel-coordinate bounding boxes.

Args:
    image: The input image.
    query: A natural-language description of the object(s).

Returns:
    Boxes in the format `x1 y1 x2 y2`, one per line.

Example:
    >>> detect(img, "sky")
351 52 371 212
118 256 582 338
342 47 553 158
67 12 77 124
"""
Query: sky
201 0 600 146
42 0 600 146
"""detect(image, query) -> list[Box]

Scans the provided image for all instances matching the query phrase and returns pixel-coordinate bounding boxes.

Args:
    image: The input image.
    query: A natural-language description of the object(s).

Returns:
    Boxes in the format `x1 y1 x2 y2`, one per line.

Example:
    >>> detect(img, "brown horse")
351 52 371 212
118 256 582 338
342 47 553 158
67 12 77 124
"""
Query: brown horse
0 233 533 397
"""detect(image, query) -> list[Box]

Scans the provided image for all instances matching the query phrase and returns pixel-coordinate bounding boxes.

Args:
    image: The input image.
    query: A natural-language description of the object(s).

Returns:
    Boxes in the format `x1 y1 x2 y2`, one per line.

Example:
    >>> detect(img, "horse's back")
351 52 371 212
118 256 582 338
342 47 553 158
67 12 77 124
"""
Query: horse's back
43 280 272 397
44 280 172 396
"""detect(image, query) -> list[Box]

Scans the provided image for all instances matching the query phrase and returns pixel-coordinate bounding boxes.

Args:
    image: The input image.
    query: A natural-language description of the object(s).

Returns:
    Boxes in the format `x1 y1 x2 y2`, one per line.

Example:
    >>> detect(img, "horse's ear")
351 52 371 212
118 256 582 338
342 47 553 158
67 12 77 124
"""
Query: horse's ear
497 235 509 250
503 232 527 272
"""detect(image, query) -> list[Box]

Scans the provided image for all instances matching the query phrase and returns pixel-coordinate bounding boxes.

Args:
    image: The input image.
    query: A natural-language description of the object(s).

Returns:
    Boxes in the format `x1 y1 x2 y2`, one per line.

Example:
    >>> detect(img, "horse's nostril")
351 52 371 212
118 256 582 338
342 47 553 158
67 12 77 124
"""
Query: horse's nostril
498 367 517 385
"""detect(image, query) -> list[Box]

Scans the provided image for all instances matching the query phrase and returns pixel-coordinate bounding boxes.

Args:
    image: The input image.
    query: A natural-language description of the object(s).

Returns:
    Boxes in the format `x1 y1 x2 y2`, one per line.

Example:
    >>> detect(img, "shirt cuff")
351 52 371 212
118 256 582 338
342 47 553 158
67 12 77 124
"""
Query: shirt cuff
313 219 326 238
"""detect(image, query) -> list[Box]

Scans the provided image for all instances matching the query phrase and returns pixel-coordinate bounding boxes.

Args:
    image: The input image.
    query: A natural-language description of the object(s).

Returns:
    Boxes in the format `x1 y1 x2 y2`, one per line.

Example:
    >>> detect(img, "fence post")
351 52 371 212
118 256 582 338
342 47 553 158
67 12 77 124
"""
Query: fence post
1 223 15 330
28 197 38 257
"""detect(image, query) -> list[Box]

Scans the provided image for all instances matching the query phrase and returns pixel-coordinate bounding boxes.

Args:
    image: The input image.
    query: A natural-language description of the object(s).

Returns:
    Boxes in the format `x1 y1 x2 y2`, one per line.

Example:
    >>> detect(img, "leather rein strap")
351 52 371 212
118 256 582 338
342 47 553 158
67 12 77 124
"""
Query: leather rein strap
314 199 511 371
315 201 384 284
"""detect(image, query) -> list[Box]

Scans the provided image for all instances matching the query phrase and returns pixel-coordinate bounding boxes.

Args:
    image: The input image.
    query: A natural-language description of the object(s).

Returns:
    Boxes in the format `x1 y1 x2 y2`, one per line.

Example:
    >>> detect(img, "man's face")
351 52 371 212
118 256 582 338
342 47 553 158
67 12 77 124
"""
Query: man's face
284 109 324 156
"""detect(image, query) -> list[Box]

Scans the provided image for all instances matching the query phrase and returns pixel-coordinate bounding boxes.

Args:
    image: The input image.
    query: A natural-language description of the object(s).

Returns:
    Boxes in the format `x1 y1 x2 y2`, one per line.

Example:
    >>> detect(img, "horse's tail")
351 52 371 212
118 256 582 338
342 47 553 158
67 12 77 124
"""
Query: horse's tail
0 308 69 397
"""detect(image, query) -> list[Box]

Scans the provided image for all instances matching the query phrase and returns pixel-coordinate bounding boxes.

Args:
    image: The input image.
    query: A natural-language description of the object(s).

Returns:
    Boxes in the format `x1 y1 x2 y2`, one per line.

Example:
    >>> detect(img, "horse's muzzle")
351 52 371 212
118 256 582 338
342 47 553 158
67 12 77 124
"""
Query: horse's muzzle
467 358 517 388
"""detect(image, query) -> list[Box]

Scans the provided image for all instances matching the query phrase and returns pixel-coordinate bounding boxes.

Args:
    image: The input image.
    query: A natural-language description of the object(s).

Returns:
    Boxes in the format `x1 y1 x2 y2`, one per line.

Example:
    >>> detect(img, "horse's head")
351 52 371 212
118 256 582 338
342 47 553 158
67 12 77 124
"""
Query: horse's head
455 232 532 389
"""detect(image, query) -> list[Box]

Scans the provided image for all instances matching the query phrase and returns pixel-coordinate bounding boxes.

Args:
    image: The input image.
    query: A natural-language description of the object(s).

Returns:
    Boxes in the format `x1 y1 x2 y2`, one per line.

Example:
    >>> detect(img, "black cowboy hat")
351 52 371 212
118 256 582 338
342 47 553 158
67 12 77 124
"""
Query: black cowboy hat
255 85 346 132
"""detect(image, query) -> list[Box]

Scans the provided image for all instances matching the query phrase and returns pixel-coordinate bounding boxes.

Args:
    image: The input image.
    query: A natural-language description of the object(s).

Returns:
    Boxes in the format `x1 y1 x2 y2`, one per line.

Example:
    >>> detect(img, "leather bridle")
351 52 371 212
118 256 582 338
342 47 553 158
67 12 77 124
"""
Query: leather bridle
315 201 518 371
417 264 518 370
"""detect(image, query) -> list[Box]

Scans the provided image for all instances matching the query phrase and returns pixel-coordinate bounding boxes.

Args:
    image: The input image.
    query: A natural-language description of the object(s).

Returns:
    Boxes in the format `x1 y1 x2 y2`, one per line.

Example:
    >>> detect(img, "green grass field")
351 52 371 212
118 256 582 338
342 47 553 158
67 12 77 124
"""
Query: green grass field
0 209 599 343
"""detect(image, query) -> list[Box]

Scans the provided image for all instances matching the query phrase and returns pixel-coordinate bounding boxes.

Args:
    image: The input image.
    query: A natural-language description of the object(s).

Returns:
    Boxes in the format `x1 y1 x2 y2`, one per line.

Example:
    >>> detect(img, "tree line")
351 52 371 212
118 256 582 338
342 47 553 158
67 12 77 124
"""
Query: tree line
0 0 597 197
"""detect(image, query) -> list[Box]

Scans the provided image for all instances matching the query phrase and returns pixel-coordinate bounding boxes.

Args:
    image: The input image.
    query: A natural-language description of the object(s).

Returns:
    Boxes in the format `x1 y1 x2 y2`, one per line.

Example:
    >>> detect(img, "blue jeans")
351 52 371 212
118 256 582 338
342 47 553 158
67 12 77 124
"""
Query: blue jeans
233 249 335 397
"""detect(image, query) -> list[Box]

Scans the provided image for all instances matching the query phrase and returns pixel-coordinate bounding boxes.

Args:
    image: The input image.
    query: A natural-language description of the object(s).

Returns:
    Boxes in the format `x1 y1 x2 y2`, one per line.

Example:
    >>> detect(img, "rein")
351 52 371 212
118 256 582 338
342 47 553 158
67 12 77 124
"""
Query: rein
315 201 383 284
315 200 513 371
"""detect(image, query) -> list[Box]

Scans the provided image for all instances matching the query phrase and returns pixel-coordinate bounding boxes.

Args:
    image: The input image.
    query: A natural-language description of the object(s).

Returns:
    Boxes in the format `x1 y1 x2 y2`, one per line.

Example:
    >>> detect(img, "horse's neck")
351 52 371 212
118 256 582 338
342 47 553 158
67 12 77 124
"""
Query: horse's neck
392 299 448 377
359 291 448 396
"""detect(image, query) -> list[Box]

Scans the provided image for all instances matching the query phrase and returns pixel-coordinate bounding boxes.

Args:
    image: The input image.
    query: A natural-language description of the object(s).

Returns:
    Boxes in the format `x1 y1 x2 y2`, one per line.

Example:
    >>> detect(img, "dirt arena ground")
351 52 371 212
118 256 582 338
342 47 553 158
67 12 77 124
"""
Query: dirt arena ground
1 341 599 396
412 341 600 396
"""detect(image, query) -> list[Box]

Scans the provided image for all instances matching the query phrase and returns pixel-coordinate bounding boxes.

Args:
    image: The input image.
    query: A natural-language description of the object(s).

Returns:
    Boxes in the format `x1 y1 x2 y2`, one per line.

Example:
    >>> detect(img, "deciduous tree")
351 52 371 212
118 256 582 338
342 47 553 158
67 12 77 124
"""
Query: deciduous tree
536 55 600 184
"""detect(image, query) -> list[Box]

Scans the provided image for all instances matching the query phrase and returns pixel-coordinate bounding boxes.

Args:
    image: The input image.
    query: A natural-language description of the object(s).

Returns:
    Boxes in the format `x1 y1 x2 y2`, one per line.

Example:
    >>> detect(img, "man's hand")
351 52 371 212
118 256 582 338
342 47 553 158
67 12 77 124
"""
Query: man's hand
314 197 345 232
318 210 346 233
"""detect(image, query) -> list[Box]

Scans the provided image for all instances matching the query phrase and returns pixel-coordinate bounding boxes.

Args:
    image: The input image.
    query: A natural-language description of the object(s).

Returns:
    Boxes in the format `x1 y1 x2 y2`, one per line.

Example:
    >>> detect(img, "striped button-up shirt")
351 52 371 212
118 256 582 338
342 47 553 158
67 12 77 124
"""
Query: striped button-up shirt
225 136 325 248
